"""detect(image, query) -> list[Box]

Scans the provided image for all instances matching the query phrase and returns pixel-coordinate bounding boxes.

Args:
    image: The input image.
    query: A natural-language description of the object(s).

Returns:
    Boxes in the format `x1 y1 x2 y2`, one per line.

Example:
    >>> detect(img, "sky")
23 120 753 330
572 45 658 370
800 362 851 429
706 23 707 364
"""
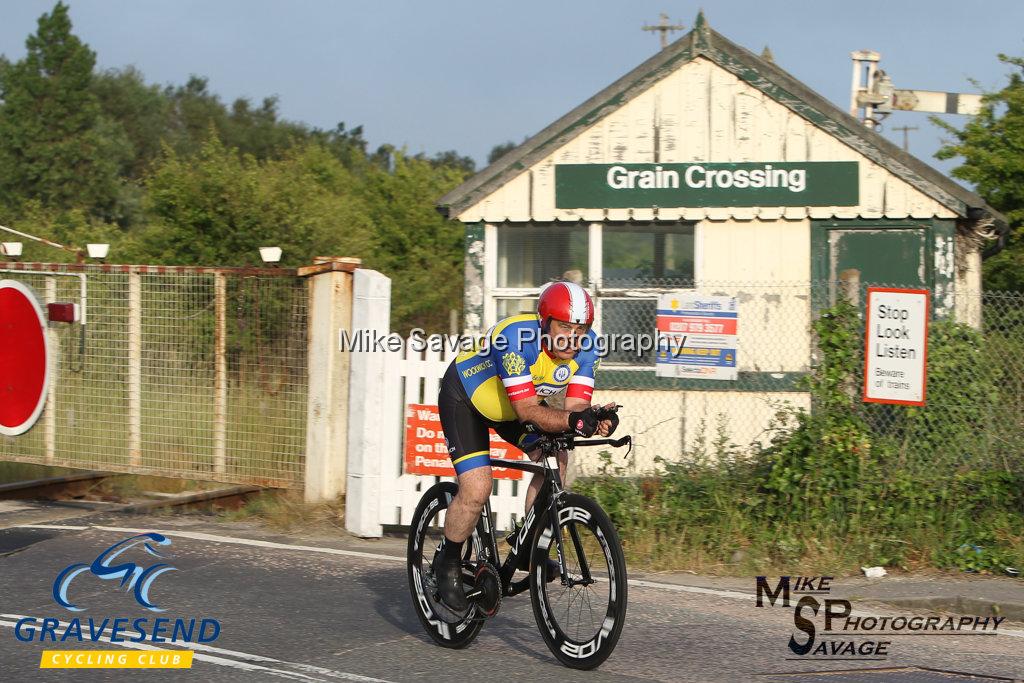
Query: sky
2 1 1024 182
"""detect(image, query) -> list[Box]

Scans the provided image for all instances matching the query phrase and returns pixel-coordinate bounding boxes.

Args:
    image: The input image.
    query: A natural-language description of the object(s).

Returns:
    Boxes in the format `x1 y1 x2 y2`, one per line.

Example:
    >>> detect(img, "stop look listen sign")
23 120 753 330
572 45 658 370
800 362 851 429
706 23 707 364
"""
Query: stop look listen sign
863 287 929 406
0 280 50 436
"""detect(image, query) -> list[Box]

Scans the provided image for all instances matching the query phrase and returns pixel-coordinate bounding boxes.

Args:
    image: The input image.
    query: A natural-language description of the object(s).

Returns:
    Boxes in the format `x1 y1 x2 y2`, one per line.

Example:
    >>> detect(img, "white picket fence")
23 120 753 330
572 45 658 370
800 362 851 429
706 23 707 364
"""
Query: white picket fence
344 272 529 538
375 340 530 534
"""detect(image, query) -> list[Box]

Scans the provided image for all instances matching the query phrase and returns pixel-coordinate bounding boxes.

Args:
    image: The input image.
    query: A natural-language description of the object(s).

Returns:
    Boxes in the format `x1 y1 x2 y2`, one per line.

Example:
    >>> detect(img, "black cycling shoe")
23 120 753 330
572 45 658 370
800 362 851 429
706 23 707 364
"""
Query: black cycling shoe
431 551 469 613
519 555 562 582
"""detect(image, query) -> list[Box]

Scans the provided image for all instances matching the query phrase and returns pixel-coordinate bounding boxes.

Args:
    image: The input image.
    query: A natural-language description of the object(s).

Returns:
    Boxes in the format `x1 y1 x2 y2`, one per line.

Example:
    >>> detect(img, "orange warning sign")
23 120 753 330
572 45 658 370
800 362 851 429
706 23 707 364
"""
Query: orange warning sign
403 404 524 479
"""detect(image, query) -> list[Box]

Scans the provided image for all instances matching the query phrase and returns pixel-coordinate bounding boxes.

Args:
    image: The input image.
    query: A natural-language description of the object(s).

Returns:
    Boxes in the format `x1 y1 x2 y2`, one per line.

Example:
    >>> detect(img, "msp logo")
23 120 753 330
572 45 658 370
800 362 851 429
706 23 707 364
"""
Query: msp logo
756 575 1006 661
54 533 177 612
502 352 526 376
553 365 571 382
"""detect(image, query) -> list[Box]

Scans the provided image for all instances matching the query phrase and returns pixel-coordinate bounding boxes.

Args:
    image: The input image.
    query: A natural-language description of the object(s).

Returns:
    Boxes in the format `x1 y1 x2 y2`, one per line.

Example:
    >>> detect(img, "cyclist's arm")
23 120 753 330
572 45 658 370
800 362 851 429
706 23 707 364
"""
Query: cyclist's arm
564 397 591 412
511 396 572 433
565 397 616 436
564 337 614 434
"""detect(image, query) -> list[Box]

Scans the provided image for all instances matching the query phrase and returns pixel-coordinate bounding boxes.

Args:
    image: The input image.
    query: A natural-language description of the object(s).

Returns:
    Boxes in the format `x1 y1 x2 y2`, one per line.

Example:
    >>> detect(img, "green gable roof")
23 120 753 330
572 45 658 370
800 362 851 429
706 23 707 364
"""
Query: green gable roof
437 12 1007 238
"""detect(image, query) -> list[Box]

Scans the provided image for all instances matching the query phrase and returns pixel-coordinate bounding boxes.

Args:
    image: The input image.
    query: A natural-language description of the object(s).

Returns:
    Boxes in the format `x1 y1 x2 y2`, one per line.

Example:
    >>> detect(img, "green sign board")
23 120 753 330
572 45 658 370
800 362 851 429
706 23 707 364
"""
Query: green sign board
555 162 859 209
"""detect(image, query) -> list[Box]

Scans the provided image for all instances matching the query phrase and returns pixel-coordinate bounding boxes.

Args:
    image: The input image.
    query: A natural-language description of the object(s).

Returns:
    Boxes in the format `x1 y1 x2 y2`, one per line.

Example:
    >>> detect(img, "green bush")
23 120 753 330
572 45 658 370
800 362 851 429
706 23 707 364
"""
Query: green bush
578 299 1024 575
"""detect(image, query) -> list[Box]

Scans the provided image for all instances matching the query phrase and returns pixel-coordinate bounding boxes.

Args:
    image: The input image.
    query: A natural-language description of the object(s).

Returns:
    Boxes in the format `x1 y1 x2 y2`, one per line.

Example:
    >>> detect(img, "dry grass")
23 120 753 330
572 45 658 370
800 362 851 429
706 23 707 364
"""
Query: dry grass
218 489 345 531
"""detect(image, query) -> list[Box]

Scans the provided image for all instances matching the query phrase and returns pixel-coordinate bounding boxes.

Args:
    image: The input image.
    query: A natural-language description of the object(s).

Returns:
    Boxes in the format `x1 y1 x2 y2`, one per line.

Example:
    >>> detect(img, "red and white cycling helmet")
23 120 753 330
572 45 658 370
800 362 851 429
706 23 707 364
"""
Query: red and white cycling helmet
538 281 594 330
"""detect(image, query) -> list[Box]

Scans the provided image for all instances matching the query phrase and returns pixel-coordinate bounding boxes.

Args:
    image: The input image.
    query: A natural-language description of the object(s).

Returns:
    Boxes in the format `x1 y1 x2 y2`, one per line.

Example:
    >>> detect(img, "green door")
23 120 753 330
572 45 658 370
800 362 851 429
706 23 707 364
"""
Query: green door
829 229 928 288
813 218 955 318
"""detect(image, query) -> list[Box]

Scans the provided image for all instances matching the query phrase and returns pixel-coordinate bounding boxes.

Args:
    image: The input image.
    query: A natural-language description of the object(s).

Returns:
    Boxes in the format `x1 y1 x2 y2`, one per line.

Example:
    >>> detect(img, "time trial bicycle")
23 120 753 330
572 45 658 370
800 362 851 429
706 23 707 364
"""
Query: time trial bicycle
407 407 630 670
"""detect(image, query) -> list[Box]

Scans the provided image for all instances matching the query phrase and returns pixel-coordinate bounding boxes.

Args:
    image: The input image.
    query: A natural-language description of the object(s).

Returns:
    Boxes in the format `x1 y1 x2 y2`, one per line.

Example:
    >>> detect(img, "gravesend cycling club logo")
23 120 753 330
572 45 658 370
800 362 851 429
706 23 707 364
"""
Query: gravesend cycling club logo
553 365 571 382
53 533 177 612
756 575 1005 662
11 532 222 669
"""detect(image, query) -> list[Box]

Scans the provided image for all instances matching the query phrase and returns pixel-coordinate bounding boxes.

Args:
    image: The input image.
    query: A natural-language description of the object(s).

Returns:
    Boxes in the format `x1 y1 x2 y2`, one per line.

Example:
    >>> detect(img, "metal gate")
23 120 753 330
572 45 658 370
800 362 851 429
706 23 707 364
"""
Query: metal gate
0 263 308 488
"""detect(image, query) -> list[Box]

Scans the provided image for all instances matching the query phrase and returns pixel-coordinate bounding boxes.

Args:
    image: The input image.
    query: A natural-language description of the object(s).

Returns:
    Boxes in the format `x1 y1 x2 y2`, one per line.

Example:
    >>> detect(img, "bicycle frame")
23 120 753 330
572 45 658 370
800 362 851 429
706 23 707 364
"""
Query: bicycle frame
466 434 631 601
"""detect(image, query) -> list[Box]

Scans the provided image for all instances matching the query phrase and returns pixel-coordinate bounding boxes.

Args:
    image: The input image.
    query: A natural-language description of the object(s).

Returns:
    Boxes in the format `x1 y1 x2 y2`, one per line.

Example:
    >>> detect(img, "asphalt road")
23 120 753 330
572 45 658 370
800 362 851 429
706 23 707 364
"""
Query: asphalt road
0 514 1022 682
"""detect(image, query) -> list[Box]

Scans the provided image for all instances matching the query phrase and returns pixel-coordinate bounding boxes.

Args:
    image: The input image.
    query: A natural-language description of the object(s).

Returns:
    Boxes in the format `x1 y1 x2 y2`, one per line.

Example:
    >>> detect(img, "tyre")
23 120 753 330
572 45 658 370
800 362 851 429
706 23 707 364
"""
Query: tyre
407 481 485 648
529 493 628 669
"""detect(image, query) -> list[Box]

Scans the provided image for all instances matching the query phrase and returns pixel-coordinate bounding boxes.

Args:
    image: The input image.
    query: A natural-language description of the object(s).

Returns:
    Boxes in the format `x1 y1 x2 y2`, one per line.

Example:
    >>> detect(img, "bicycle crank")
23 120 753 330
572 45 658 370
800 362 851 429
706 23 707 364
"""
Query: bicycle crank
464 562 501 617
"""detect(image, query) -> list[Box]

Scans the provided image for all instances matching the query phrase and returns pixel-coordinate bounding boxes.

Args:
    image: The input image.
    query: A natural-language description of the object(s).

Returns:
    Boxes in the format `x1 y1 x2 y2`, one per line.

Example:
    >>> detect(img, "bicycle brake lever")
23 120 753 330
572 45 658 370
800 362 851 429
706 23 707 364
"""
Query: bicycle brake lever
594 403 623 419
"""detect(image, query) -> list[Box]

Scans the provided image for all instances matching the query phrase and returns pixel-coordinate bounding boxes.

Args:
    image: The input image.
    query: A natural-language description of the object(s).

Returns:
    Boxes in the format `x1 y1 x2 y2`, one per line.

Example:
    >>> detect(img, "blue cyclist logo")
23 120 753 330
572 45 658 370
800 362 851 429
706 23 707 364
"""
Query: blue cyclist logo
52 533 177 612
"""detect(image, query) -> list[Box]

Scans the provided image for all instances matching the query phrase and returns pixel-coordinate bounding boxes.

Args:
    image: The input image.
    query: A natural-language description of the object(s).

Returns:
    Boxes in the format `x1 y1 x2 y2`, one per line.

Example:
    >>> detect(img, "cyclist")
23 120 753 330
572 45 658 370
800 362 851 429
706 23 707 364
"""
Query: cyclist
434 280 618 612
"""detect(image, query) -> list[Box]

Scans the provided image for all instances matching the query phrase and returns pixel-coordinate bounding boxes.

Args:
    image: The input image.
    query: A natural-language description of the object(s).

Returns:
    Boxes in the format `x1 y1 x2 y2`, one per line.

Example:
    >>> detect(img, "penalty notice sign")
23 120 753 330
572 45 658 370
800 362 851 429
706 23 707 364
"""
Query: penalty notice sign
863 287 929 406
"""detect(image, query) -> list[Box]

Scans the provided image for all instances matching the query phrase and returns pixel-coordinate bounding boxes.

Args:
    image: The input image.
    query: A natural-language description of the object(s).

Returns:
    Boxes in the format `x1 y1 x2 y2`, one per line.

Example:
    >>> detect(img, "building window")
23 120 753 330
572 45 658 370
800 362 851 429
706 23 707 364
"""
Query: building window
495 297 536 320
602 223 695 288
485 221 696 368
600 223 695 366
600 298 660 366
496 224 588 288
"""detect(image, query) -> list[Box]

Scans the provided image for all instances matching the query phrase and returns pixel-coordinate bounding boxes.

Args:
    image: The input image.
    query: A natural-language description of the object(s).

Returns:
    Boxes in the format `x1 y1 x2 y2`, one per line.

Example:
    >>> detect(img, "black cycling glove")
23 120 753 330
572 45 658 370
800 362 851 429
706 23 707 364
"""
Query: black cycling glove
603 410 620 436
568 408 600 437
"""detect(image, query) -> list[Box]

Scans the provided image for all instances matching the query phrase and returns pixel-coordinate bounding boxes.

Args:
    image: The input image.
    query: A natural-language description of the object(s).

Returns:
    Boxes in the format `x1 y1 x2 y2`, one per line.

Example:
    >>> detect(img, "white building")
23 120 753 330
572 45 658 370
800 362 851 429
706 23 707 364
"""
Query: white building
437 13 1007 471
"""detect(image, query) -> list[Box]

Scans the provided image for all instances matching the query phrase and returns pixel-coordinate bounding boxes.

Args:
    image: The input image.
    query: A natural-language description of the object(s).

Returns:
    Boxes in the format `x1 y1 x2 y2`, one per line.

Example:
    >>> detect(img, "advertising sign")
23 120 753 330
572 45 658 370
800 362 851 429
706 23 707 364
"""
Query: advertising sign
862 288 929 406
403 404 524 479
655 293 739 380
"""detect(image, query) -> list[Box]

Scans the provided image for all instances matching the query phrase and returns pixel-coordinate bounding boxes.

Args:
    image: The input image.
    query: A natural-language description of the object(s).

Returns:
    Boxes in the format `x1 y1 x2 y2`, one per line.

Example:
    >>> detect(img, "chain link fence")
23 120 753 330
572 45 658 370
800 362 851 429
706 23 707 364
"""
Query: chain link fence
567 278 1024 480
0 264 308 487
857 287 1024 481
4 263 1022 491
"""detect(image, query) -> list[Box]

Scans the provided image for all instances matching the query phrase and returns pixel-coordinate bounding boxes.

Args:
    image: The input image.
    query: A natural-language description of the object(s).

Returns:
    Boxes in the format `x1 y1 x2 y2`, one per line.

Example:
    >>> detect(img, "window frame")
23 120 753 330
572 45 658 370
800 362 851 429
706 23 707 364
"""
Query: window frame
485 221 702 369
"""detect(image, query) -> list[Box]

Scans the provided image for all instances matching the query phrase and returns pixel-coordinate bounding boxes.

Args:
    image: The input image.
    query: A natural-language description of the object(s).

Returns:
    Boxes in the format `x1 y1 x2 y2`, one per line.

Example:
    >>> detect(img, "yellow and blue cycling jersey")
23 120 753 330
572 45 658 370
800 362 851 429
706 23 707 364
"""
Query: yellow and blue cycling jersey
452 314 599 423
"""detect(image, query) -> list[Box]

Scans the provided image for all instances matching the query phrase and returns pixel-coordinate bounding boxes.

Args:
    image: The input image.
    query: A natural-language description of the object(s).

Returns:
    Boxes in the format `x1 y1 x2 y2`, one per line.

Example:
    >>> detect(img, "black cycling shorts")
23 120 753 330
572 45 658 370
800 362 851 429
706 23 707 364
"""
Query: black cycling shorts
438 361 539 475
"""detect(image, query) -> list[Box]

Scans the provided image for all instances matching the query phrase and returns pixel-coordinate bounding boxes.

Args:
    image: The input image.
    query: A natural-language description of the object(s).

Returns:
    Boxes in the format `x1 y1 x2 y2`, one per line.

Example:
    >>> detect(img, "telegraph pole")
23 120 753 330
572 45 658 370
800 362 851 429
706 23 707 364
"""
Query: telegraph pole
892 125 918 152
642 13 685 50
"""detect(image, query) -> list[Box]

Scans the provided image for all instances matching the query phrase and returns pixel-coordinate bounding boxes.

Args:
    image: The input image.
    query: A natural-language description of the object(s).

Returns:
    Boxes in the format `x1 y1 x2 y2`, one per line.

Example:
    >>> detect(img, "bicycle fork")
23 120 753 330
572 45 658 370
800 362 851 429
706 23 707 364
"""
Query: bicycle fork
544 455 595 589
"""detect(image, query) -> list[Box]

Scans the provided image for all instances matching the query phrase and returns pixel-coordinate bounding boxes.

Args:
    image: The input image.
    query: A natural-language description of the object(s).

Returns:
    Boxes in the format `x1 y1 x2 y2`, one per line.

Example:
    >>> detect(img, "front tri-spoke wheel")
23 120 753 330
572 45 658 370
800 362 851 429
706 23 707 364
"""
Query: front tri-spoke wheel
407 481 484 648
529 493 627 669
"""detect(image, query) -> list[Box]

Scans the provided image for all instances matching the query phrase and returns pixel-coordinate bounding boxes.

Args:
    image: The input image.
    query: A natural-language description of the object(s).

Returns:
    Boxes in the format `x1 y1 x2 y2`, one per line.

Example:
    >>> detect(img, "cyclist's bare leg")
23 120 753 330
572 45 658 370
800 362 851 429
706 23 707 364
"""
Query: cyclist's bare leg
525 449 568 513
443 466 493 543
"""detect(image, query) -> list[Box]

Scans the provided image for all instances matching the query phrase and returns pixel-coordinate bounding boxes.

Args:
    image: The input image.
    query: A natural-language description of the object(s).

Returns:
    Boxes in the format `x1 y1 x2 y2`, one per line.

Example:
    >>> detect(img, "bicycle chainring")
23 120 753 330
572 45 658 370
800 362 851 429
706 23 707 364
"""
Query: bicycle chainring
473 562 502 618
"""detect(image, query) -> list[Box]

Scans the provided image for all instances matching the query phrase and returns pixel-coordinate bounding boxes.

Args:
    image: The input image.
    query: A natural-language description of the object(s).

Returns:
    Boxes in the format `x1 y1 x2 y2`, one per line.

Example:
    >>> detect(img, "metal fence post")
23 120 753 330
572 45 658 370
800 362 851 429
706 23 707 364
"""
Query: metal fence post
345 269 391 537
304 258 358 503
839 268 861 307
213 272 227 474
128 272 142 468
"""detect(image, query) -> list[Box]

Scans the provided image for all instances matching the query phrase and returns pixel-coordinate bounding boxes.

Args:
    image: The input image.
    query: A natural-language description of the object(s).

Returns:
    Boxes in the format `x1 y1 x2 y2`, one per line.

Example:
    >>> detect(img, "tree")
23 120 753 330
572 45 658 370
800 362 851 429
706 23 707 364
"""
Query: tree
361 153 469 332
310 121 370 171
419 149 475 175
0 2 128 218
140 136 375 267
935 54 1024 290
92 66 171 179
488 140 517 165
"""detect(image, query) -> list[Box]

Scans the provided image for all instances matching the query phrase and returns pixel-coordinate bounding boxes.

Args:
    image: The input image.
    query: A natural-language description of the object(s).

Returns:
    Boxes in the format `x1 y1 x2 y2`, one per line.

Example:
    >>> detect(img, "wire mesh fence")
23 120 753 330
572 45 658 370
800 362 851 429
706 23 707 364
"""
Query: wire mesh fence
4 263 1022 492
562 278 1024 481
0 264 308 487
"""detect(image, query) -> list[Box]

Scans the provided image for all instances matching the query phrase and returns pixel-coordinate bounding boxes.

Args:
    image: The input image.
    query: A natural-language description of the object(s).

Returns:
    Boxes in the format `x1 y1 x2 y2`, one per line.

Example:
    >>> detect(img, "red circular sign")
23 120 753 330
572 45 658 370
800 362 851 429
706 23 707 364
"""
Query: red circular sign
0 280 49 436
